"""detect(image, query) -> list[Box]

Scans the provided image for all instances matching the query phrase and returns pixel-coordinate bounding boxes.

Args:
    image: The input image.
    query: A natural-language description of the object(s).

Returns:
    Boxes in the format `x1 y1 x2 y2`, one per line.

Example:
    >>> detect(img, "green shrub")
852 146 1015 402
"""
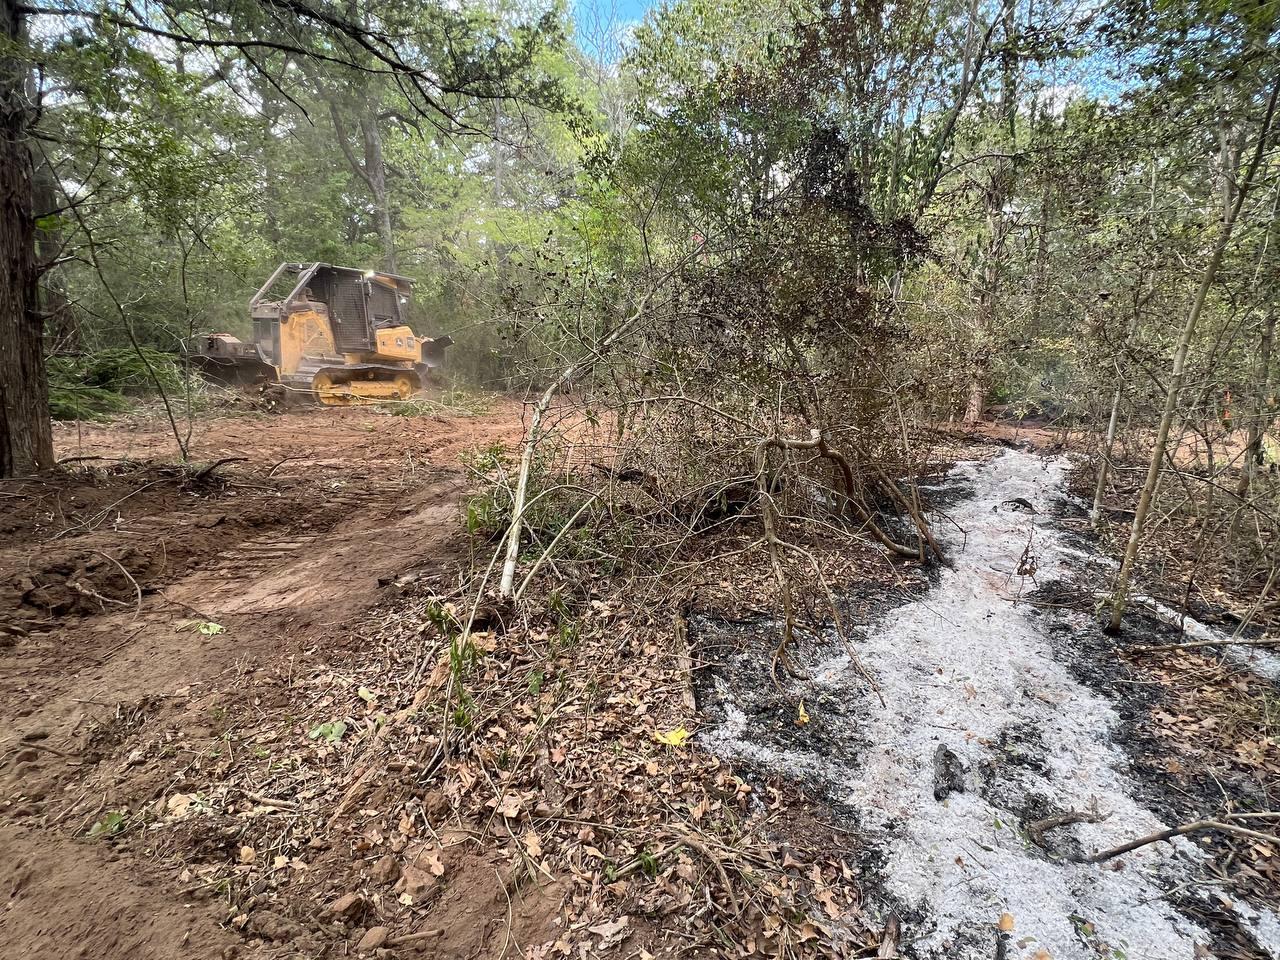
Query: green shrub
47 348 191 421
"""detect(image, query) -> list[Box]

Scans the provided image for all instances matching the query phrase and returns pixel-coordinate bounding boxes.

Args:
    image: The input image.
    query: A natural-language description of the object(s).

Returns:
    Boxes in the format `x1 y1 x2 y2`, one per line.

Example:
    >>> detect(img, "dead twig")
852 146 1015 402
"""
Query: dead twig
10 740 75 759
56 455 119 465
386 929 445 947
192 457 248 481
52 478 169 540
1087 817 1279 864
755 431 814 681
876 914 901 959
242 790 299 811
87 626 146 665
663 828 742 918
266 455 307 477
1129 636 1280 654
93 550 143 617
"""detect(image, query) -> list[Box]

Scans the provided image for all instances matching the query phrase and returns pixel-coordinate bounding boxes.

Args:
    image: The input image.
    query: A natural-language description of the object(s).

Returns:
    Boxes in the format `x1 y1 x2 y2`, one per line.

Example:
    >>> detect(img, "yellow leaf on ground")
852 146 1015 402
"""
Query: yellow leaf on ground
655 726 692 747
998 912 1015 932
796 701 810 725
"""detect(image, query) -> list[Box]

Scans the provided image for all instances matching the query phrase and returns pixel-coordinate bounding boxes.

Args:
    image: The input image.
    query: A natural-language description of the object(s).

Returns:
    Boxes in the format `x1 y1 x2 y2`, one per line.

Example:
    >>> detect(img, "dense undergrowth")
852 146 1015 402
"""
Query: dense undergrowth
47 348 196 422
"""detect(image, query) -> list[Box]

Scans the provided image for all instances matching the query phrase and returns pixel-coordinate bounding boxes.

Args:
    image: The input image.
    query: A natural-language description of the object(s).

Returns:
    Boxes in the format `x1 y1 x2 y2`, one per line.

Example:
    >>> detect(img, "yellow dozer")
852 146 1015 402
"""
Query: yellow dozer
191 263 451 405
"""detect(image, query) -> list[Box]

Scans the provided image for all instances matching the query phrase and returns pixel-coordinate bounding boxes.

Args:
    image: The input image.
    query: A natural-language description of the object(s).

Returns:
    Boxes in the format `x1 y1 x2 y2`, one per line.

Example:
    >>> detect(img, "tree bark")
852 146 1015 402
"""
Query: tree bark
359 114 396 273
328 96 397 274
962 7 1018 426
1091 309 1143 526
1235 183 1280 498
0 0 53 477
1107 74 1280 632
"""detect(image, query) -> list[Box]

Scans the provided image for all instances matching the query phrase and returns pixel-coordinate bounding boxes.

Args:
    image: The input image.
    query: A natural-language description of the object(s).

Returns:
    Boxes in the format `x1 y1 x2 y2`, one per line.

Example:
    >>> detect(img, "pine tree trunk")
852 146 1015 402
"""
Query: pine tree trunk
0 0 53 478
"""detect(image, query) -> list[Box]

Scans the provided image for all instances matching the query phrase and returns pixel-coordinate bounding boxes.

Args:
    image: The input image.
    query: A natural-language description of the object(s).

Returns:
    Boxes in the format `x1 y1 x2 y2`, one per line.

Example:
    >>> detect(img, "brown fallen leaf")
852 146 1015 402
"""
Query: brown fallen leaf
524 830 543 857
587 916 630 950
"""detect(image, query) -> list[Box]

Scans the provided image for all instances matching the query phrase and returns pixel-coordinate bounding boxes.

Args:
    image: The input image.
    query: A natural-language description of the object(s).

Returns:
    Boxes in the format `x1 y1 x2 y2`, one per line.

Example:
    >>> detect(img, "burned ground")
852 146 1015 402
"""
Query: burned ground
3 412 1278 960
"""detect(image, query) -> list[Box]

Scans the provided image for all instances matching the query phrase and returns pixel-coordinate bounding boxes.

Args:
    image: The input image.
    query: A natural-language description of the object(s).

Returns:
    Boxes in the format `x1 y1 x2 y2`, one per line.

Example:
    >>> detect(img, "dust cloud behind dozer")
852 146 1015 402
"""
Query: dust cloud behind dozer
191 262 452 405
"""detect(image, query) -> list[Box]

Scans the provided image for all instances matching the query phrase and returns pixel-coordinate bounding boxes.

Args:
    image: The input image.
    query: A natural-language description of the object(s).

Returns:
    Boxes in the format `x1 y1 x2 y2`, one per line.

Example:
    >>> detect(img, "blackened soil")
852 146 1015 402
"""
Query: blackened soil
1027 578 1277 959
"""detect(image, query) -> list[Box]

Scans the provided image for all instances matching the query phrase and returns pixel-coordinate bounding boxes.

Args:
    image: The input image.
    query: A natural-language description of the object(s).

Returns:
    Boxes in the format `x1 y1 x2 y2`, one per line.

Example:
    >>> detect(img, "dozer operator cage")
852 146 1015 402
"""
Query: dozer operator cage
249 262 416 358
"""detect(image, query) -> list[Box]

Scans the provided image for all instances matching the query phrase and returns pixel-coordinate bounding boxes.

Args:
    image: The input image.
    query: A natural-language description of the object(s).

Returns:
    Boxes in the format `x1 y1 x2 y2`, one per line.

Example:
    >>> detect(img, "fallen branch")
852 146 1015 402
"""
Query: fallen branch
663 828 742 917
386 929 445 947
56 455 118 465
1129 636 1280 655
780 537 885 707
865 457 944 563
267 455 307 478
816 437 920 559
1087 818 1279 864
192 457 248 481
876 913 901 959
242 789 299 811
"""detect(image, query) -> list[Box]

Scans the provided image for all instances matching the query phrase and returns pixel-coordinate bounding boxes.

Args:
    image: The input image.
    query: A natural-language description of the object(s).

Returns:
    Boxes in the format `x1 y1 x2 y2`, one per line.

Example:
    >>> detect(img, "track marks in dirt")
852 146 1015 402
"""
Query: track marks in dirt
168 477 463 621
0 405 524 960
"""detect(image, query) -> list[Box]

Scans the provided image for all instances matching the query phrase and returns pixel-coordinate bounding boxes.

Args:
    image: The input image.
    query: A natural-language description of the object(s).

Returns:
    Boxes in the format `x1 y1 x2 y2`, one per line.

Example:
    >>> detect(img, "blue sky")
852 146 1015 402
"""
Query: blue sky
571 0 655 59
574 0 654 21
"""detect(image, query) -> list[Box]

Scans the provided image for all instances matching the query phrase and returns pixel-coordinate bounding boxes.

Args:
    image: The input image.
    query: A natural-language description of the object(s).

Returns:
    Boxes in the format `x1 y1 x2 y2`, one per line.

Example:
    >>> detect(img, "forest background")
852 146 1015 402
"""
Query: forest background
3 0 1280 625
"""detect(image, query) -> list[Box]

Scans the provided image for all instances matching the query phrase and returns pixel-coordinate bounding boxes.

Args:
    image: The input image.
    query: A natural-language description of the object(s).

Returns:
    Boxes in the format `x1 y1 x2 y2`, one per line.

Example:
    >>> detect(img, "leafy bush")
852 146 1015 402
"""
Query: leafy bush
47 347 191 421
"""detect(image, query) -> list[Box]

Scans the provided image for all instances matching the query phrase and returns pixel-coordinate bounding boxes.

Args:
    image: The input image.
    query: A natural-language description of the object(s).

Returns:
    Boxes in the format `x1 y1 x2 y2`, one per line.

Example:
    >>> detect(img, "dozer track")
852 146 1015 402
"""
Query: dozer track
310 364 421 406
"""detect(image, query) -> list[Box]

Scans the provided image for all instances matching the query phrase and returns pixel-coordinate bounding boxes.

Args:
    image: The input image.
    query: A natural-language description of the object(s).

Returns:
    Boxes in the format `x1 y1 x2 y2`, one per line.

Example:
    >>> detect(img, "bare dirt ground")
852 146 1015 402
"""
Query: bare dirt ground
6 408 1274 960
0 398 939 960
0 400 527 960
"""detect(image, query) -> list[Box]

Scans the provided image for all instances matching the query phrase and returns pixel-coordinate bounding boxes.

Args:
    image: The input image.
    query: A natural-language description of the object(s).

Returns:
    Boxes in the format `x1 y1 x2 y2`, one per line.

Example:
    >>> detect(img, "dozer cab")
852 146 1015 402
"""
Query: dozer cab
191 262 452 405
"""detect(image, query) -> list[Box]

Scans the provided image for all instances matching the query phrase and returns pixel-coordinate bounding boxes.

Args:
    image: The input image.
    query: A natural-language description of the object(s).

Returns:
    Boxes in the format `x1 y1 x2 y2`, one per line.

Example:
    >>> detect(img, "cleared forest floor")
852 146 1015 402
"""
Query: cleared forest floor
2 407 1277 960
0 402 527 959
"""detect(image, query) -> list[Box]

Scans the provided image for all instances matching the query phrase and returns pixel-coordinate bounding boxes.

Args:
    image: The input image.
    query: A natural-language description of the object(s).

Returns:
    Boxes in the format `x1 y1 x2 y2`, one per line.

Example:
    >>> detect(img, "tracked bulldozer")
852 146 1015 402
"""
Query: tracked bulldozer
191 262 452 405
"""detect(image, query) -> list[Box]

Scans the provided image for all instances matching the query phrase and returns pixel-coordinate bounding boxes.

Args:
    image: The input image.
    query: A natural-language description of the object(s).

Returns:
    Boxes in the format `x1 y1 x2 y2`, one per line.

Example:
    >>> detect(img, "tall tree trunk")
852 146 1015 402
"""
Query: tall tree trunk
359 114 396 273
1094 161 1161 524
963 5 1018 425
1235 185 1280 497
0 0 52 477
491 100 504 205
257 73 285 247
1107 75 1280 632
328 93 397 274
1090 309 1143 527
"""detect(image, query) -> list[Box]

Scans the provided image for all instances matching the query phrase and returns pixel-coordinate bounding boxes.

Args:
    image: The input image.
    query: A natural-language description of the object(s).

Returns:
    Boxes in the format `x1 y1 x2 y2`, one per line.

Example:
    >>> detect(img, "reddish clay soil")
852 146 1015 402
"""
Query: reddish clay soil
0 401 528 960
